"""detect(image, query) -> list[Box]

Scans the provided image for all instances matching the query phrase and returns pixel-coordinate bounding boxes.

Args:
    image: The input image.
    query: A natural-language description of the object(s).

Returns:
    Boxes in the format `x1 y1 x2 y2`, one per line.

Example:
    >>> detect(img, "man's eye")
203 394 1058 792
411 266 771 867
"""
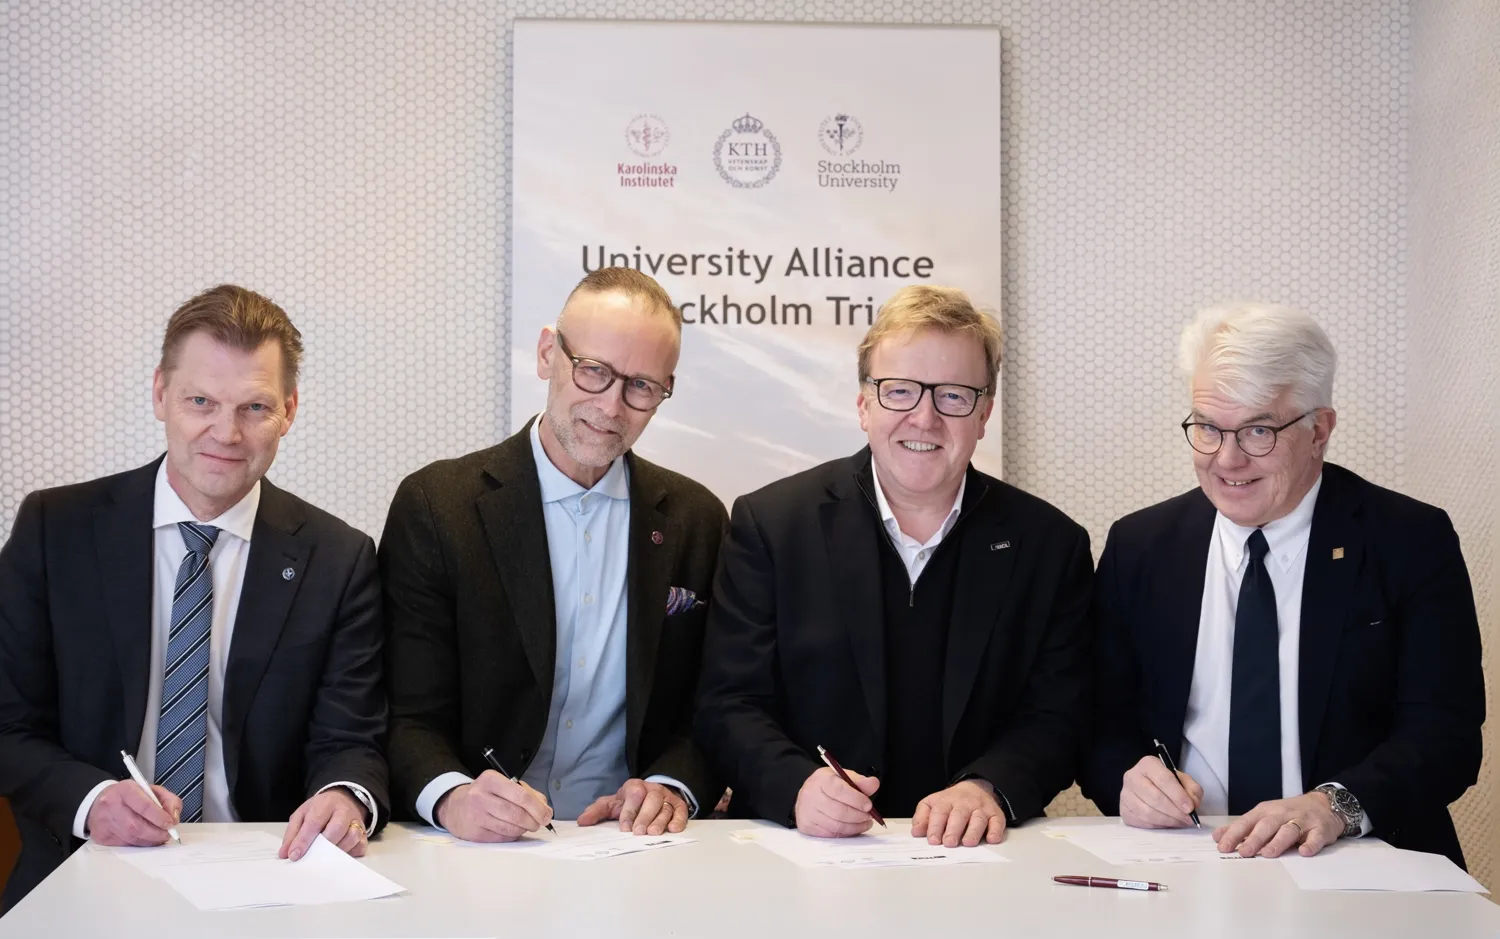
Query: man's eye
190 396 208 406
1243 425 1273 438
248 403 266 412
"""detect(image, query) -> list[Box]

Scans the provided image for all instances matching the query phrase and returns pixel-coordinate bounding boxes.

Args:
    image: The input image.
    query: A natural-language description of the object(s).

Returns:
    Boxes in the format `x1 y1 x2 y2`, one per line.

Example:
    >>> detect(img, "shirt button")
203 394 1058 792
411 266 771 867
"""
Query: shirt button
553 780 562 790
917 550 928 560
578 656 586 667
579 496 589 510
584 531 592 543
565 719 574 729
583 593 593 605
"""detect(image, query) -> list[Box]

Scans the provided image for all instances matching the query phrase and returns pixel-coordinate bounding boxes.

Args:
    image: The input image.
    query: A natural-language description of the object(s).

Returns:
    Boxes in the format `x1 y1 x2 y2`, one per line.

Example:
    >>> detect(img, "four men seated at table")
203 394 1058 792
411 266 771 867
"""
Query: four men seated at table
0 274 1485 910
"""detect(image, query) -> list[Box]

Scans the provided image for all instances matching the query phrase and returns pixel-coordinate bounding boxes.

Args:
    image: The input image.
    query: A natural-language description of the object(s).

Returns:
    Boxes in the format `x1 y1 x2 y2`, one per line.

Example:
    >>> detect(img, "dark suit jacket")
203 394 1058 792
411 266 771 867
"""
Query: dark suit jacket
694 449 1094 826
0 458 389 909
380 420 728 819
1080 462 1484 867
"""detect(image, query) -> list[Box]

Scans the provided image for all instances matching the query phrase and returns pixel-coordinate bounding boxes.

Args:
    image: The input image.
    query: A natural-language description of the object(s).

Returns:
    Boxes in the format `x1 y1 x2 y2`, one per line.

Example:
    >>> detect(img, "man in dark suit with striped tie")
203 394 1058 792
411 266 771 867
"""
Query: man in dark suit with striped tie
1080 302 1483 867
0 286 388 910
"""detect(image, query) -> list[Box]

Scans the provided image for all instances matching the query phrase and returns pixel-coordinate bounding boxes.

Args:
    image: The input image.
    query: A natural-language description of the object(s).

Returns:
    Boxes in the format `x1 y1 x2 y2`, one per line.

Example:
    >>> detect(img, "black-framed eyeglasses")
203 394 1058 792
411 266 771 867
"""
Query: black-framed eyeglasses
864 377 987 418
555 331 673 411
1181 410 1315 457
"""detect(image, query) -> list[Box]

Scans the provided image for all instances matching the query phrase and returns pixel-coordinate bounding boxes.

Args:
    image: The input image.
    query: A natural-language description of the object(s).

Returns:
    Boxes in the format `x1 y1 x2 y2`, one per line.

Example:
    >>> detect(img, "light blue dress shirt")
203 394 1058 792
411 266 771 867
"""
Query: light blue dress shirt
415 419 695 827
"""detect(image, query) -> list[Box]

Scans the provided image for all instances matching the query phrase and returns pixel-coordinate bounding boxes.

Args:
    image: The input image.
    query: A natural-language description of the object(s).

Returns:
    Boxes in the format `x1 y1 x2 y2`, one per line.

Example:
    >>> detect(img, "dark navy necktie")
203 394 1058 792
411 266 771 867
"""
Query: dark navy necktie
156 521 220 822
1227 528 1281 814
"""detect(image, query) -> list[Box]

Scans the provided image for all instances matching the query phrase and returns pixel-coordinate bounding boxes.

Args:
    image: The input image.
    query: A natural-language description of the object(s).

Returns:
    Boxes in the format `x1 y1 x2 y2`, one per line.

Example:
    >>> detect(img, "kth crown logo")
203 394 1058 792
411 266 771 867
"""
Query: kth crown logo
713 111 781 189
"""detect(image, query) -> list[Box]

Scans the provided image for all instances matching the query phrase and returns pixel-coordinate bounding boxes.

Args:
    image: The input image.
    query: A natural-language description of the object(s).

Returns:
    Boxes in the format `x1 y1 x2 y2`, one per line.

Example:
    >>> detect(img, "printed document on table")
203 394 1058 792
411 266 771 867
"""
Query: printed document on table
730 823 1009 869
92 829 284 878
452 821 693 860
1043 824 1261 864
1279 839 1488 892
94 832 406 910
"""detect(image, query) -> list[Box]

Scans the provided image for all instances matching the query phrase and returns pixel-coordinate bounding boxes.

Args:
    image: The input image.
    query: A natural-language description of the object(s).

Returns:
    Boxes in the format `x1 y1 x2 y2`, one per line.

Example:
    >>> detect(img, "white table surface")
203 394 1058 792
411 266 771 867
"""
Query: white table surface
3 817 1497 938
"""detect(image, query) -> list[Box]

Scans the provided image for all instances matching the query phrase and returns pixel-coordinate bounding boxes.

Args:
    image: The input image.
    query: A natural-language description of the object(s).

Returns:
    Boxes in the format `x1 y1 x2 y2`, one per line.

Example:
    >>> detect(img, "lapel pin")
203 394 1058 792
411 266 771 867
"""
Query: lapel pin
991 541 1011 551
282 567 296 580
651 531 664 545
1331 547 1344 560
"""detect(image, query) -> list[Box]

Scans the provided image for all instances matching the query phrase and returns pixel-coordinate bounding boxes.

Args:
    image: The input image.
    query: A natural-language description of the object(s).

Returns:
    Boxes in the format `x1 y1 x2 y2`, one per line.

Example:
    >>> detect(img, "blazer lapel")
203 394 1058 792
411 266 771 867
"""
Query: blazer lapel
1159 491 1216 753
222 480 306 793
820 458 887 745
93 461 159 756
1297 467 1363 781
624 455 674 770
941 477 1016 761
476 428 557 694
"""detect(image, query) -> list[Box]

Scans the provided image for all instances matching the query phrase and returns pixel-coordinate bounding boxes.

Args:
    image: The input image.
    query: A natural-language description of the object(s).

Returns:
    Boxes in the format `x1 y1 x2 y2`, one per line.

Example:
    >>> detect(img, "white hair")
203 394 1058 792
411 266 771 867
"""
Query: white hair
1179 302 1337 412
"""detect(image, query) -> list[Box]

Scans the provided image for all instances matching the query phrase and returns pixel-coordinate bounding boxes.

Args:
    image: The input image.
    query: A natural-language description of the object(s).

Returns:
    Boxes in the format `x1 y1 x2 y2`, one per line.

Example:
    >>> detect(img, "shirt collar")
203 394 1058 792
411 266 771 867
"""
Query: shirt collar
152 457 261 542
529 415 631 504
869 457 965 547
1216 472 1323 573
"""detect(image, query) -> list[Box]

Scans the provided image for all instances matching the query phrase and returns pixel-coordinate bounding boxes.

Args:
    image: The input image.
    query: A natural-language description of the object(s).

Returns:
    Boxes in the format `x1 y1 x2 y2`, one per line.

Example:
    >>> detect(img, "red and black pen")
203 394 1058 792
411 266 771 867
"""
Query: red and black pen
1054 875 1167 891
816 744 886 829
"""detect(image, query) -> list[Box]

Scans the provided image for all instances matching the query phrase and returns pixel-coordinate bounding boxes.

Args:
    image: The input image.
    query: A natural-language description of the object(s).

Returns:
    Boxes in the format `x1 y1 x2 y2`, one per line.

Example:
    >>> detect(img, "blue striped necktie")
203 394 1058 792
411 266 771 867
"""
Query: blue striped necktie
155 521 220 822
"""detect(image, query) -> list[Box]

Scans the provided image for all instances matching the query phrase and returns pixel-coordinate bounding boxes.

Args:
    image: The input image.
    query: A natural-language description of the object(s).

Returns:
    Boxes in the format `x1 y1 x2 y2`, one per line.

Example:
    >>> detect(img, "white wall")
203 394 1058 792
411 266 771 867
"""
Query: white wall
1408 0 1500 892
0 0 1410 544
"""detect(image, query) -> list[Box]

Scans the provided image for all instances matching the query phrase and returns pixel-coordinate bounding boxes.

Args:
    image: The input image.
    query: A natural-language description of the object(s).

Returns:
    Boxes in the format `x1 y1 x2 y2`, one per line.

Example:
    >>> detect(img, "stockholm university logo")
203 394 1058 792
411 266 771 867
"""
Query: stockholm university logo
819 113 863 156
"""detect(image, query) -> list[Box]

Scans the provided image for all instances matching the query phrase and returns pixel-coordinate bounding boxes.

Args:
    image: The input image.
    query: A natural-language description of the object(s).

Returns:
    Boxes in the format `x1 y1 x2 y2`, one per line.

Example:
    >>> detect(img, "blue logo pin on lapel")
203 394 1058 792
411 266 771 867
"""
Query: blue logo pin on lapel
282 566 296 581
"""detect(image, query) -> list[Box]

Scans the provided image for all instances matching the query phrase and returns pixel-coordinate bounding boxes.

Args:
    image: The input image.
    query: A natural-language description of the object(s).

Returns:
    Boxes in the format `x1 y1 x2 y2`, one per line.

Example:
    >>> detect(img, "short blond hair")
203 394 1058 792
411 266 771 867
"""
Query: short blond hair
565 267 682 328
161 285 303 393
857 285 1003 393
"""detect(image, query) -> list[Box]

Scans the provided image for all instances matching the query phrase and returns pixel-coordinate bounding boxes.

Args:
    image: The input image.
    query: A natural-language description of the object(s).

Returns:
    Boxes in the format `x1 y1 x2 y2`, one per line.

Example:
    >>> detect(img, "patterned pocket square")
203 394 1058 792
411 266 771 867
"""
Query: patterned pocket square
665 586 704 616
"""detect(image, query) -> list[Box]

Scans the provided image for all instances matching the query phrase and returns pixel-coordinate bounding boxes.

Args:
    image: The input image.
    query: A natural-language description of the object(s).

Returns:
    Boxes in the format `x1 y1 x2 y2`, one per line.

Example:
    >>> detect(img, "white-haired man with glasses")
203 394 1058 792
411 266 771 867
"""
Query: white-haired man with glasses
381 268 727 842
1081 302 1483 868
696 285 1094 848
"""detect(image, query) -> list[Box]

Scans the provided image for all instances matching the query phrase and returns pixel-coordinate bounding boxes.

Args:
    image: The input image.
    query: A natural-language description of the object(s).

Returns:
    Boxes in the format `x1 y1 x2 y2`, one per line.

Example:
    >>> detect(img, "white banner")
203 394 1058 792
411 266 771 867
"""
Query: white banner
512 21 1002 503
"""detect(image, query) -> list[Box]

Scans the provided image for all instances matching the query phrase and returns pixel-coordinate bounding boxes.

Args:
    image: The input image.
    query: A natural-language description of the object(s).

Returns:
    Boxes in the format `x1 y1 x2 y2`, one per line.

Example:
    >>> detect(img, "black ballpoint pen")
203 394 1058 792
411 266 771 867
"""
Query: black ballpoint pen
483 747 557 834
1152 738 1201 828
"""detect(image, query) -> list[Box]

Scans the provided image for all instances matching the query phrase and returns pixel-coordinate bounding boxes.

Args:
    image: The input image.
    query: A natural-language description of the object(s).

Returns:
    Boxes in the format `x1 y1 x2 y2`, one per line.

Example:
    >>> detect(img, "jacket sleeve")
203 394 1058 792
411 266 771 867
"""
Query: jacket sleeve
380 475 470 817
693 495 819 826
956 524 1095 822
0 492 115 845
1330 511 1484 839
1078 522 1152 814
301 533 391 831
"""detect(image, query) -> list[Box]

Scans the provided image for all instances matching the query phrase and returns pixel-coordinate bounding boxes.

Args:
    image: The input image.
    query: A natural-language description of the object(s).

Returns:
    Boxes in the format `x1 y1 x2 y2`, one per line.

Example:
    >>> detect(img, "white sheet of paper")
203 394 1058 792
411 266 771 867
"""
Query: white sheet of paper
1042 824 1262 864
1278 839 1488 892
453 822 693 860
93 830 285 877
731 823 1009 869
101 834 405 910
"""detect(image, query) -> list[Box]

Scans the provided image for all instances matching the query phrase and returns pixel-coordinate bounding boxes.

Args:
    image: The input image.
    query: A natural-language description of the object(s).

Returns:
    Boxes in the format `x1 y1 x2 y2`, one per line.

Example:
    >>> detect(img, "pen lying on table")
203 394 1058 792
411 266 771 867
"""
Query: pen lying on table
1054 875 1167 891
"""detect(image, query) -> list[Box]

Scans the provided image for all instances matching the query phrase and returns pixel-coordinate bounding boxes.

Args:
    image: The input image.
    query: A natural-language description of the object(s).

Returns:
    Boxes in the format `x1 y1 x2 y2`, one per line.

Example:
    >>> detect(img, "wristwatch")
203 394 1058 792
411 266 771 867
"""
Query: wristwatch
1313 783 1364 837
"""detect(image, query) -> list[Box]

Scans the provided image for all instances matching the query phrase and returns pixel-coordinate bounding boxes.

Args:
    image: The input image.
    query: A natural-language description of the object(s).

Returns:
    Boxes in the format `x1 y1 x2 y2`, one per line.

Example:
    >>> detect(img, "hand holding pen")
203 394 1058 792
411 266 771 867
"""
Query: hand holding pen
793 745 885 838
1119 740 1204 830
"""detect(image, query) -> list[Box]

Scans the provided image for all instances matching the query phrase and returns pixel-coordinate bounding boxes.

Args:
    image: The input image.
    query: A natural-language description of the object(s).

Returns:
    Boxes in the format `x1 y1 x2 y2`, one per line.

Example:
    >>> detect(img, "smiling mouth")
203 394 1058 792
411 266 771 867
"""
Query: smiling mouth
901 441 939 452
579 418 618 437
1221 477 1258 488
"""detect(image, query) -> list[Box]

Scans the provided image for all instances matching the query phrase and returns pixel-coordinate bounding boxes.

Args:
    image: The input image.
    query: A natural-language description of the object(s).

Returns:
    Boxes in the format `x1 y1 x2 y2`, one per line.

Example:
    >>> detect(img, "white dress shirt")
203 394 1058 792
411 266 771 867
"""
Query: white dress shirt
73 460 375 837
870 459 965 584
414 419 694 828
1180 474 1369 833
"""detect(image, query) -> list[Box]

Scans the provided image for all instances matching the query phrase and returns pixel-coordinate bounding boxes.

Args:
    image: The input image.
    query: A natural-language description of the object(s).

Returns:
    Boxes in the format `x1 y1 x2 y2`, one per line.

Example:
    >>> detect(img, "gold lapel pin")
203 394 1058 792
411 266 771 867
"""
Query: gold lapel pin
1332 547 1345 560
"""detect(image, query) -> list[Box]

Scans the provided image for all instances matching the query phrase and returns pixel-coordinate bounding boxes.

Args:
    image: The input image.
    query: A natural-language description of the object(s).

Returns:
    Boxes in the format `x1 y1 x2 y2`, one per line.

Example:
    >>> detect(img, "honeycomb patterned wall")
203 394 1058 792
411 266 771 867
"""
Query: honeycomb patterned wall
1408 0 1499 894
3 0 1445 863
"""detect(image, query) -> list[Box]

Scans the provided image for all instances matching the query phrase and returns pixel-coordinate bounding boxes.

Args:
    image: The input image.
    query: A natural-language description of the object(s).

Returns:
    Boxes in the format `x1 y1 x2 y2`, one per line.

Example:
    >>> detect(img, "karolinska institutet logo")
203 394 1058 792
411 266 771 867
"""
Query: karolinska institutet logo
816 112 901 193
620 114 677 189
713 113 781 189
